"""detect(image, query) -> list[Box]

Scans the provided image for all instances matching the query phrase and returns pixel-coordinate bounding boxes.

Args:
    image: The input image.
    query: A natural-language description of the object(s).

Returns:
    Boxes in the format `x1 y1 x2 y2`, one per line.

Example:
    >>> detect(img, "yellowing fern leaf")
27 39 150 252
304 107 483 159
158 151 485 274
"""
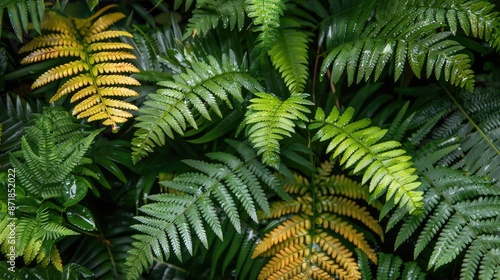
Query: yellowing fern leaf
20 4 139 130
252 162 383 279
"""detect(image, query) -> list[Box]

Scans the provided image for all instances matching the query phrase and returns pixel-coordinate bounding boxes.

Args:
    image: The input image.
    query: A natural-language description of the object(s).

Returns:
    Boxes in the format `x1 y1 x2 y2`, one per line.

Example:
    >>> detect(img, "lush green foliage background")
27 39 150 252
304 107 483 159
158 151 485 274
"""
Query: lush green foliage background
1 0 500 279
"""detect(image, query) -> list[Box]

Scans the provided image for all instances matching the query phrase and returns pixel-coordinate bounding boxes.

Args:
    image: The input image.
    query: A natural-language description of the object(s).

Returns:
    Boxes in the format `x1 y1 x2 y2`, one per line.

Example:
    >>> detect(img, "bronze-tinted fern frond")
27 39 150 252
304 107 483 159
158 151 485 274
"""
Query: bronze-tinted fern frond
252 161 383 280
19 4 140 131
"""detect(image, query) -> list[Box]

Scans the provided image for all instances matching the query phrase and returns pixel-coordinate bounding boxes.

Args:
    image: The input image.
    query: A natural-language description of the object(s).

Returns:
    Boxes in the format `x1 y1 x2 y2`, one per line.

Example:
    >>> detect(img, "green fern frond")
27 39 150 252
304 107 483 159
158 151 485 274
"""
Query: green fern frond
1 0 45 41
246 0 287 52
320 5 476 91
310 107 423 215
184 0 246 39
242 92 312 168
391 164 500 278
268 28 310 94
131 51 262 163
19 5 140 130
357 249 427 280
379 0 500 51
125 141 281 280
252 161 383 280
9 107 100 197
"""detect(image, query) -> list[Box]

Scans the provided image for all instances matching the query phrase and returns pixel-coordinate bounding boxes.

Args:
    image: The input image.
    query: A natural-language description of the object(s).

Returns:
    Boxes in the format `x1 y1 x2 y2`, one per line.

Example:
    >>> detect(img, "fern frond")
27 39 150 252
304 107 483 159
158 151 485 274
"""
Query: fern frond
320 5 476 91
242 92 312 168
184 0 246 39
246 0 287 52
357 249 427 280
310 107 423 215
131 51 262 163
20 5 139 130
268 28 310 94
252 162 383 279
125 141 279 280
391 165 500 277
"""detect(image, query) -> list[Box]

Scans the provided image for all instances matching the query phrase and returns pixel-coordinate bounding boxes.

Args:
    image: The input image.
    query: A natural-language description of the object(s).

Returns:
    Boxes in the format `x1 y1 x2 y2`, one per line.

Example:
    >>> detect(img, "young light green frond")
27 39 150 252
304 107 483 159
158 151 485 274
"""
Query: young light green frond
246 0 287 52
126 145 275 279
310 107 423 215
132 51 262 163
184 0 246 39
268 28 309 94
242 92 312 169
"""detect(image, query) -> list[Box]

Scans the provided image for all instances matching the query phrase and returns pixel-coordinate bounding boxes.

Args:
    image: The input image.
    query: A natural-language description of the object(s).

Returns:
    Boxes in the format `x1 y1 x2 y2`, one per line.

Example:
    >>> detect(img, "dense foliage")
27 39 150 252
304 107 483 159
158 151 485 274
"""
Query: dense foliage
1 0 499 279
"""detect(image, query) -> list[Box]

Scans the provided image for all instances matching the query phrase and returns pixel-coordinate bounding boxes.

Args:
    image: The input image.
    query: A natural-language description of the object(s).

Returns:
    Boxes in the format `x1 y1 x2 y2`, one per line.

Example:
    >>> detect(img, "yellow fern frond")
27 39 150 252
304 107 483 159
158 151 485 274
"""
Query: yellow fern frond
41 12 74 35
89 12 126 35
33 61 89 88
252 215 311 258
21 46 86 64
317 214 378 263
92 62 140 75
102 98 139 110
87 30 133 43
320 197 383 238
258 243 309 280
96 75 140 86
50 248 63 271
103 116 129 125
24 238 42 264
314 253 350 280
89 51 136 63
72 95 100 115
315 233 361 279
21 4 140 130
253 161 382 279
51 74 93 102
19 34 81 53
71 86 97 102
265 196 313 218
89 42 134 51
99 87 139 97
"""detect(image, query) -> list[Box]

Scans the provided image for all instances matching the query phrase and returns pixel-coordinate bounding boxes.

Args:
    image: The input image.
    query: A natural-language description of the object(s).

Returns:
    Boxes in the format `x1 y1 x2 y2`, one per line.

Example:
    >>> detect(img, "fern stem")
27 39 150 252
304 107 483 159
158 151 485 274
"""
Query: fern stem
441 83 500 156
311 46 322 110
326 69 340 110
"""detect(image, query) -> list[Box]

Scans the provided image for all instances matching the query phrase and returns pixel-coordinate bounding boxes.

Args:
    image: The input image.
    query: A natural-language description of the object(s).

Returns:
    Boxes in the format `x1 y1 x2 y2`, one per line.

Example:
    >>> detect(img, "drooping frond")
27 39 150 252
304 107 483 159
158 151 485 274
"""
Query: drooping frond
268 28 310 94
19 5 140 130
131 50 262 163
242 92 312 168
246 0 287 52
320 2 476 91
377 0 500 51
125 140 284 280
184 0 246 39
310 107 423 215
252 161 383 280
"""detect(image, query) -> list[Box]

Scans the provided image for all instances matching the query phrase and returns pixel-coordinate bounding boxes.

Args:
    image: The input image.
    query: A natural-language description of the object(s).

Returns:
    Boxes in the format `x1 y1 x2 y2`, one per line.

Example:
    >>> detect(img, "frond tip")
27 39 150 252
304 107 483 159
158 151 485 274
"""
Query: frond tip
310 107 423 216
242 92 313 169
